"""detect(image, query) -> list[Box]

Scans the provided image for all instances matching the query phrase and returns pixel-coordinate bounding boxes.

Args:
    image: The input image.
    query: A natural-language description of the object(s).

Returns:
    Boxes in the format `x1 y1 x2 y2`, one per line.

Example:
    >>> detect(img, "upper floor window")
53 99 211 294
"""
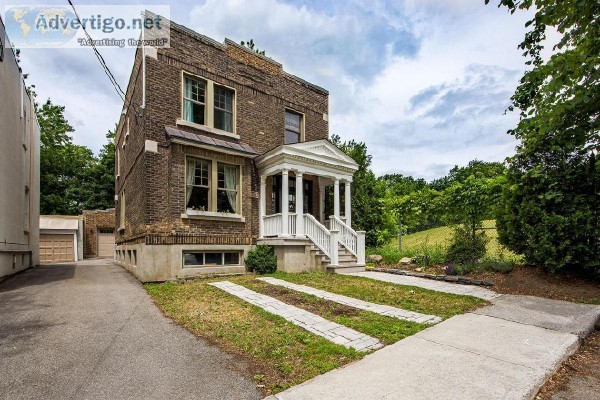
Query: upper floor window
214 86 234 133
183 76 206 125
285 110 303 144
181 73 237 136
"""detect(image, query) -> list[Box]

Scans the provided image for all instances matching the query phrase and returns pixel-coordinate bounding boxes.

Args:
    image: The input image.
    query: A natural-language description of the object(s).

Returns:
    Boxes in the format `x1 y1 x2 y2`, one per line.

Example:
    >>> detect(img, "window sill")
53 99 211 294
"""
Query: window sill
182 211 245 222
176 119 240 140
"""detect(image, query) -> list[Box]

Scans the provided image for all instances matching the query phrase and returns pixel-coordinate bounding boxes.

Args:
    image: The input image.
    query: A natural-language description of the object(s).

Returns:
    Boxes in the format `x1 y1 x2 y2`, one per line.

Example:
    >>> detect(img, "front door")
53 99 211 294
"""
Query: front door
272 176 314 215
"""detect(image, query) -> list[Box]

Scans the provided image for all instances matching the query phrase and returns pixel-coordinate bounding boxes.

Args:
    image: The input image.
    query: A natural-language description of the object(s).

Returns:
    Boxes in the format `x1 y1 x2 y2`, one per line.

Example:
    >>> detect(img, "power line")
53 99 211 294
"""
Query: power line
66 0 143 118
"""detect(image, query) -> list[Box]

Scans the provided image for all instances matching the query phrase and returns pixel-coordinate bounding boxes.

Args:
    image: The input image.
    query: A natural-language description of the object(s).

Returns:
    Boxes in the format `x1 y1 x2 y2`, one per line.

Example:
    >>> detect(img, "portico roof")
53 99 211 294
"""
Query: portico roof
255 139 359 181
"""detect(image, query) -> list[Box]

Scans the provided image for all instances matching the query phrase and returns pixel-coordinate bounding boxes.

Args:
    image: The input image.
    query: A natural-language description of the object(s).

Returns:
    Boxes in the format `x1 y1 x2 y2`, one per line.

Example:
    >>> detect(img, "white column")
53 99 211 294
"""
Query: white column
333 178 340 218
259 175 266 238
344 181 352 227
357 231 366 265
281 169 289 236
319 178 325 223
295 171 304 236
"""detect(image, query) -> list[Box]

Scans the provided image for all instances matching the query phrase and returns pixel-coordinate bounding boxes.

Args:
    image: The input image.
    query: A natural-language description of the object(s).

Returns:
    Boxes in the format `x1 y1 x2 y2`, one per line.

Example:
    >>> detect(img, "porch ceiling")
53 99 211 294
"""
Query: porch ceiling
255 139 359 181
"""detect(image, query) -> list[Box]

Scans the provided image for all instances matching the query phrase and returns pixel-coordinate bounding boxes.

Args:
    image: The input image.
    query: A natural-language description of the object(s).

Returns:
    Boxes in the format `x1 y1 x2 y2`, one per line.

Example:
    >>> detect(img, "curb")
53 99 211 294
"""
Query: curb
370 267 495 286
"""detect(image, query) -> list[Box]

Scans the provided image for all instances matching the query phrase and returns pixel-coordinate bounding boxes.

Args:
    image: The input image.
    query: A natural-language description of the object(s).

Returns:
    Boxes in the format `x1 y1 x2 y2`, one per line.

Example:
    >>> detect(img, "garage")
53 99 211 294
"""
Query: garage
39 216 83 264
40 233 75 263
97 229 115 258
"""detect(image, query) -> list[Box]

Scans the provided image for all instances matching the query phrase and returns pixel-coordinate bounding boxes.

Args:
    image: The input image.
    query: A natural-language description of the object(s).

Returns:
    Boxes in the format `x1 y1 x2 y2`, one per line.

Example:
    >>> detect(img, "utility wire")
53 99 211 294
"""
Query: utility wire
66 0 143 118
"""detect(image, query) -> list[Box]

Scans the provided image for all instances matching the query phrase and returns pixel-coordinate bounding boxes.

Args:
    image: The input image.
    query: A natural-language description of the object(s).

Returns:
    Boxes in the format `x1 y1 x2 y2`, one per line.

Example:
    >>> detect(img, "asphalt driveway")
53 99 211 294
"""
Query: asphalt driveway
0 259 260 400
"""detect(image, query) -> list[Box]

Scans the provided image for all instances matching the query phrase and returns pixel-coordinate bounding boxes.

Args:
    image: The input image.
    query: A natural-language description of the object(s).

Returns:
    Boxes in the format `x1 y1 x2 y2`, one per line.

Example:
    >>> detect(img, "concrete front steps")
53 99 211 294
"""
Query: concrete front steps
310 243 365 274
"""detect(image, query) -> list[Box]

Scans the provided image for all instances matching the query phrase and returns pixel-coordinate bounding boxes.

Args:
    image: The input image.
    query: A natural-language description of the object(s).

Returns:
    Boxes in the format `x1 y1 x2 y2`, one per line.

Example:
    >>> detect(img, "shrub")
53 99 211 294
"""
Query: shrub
245 245 277 274
446 225 489 265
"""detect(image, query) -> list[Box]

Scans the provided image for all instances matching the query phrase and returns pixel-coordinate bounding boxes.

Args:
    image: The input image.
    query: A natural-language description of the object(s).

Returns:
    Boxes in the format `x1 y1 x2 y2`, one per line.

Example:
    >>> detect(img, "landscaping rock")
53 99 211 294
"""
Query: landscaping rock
368 254 383 264
400 257 412 265
415 267 422 272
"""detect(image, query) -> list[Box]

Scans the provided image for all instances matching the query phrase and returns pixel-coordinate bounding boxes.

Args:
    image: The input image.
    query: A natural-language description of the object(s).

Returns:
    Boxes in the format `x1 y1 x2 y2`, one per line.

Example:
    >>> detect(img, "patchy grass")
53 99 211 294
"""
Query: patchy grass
267 272 486 319
145 275 361 395
145 272 486 394
242 279 427 345
370 220 523 267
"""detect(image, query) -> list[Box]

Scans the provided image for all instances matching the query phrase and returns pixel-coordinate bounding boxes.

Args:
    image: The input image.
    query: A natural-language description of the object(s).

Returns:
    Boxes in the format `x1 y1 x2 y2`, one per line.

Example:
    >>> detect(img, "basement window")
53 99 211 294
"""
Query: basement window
183 251 241 267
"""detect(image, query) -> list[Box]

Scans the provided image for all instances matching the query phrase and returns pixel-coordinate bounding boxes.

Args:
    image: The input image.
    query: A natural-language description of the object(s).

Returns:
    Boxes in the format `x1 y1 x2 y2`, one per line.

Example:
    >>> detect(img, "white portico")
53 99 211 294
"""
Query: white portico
255 140 365 272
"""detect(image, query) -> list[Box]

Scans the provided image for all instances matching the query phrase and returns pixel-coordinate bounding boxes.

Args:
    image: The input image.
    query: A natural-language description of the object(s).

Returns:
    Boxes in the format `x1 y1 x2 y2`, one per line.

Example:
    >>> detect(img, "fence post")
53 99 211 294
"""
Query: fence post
357 231 366 265
329 229 339 266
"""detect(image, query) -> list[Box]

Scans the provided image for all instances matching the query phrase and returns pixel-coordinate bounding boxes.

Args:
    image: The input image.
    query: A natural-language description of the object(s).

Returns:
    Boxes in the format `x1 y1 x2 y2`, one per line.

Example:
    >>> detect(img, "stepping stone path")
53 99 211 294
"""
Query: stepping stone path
258 277 441 324
348 271 501 301
209 281 382 352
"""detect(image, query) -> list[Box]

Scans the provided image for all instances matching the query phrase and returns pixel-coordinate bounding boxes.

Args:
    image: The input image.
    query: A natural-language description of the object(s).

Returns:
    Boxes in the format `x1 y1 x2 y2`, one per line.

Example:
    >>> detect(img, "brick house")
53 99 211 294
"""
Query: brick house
115 18 365 282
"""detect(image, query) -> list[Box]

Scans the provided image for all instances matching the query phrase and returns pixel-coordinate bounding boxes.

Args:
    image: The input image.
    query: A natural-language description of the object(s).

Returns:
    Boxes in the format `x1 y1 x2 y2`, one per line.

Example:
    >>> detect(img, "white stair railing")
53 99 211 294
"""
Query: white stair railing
304 214 338 264
329 215 366 265
263 214 282 237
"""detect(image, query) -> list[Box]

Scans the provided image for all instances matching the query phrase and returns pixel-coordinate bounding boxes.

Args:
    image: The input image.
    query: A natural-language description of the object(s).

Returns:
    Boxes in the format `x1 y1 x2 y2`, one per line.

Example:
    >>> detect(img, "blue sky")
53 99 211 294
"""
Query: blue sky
4 0 533 180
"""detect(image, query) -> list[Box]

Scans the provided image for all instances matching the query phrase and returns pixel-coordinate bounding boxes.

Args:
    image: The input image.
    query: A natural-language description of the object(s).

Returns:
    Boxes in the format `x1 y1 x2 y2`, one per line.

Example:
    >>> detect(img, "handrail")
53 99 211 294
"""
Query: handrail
330 215 357 256
304 214 331 258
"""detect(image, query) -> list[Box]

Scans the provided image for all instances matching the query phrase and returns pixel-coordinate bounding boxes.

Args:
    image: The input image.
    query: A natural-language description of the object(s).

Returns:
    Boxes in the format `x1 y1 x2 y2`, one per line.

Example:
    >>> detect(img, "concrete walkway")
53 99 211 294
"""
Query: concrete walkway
0 260 260 400
210 281 382 351
266 295 600 400
348 271 501 300
258 277 441 324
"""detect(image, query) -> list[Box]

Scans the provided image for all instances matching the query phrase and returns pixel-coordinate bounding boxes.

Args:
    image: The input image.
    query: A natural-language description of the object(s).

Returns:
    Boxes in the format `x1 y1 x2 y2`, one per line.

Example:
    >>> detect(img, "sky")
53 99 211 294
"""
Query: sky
4 0 534 180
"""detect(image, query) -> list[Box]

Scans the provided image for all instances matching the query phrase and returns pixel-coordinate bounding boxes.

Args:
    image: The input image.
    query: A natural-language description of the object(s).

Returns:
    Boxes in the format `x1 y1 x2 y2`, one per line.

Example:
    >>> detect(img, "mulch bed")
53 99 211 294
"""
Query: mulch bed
376 263 600 304
535 329 600 400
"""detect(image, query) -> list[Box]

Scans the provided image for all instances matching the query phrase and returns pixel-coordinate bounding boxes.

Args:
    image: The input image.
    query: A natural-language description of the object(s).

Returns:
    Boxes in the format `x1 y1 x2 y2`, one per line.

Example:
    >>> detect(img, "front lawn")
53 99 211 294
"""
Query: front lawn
145 272 486 394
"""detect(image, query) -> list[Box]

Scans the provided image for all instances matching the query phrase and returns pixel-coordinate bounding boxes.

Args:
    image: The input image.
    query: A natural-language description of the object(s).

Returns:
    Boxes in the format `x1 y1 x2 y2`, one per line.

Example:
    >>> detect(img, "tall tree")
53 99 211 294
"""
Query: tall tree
37 100 114 215
488 0 599 274
330 135 394 247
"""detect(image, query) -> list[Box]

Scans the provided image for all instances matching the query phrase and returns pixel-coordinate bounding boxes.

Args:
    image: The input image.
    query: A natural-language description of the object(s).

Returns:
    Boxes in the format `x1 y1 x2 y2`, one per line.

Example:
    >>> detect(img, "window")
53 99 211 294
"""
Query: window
180 74 236 135
24 186 30 232
183 251 241 267
285 110 302 144
116 148 120 177
272 175 314 214
183 75 206 125
186 158 210 211
214 86 234 132
217 163 238 213
186 157 240 214
119 191 125 229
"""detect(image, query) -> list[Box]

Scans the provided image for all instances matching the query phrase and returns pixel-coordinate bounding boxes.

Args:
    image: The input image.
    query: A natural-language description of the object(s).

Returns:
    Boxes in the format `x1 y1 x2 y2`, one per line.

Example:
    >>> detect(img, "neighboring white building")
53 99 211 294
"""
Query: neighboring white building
39 216 84 264
0 16 41 279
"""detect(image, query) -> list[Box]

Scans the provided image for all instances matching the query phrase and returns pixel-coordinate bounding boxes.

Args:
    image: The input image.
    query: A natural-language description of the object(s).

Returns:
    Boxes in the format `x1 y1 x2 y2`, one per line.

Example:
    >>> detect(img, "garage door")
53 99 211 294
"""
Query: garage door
97 229 115 258
40 234 75 263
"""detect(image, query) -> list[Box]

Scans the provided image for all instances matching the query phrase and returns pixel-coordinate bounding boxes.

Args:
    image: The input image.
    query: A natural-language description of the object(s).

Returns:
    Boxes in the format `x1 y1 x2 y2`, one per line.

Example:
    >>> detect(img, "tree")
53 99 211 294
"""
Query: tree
38 100 115 214
330 135 394 247
240 39 266 55
488 0 599 274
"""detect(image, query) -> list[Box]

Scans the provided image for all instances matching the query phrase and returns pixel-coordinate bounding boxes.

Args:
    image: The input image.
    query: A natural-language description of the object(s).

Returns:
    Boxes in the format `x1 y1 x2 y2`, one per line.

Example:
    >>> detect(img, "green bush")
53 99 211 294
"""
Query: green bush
446 225 489 265
245 245 277 274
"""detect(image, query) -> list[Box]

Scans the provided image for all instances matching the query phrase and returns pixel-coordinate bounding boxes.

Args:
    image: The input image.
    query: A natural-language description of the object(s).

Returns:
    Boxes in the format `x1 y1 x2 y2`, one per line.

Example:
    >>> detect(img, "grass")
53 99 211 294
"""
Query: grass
145 272 487 393
268 272 485 319
242 279 426 345
369 220 523 267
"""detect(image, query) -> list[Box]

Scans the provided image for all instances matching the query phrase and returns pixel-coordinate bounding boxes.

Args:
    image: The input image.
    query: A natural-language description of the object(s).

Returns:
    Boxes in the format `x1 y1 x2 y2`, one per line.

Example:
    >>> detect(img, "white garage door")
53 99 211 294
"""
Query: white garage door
97 229 115 258
40 234 75 264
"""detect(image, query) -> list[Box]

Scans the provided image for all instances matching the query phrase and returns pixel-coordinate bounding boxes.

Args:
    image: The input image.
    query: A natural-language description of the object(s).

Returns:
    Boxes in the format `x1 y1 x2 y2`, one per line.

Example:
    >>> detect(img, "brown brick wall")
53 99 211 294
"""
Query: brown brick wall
83 209 115 257
116 21 329 245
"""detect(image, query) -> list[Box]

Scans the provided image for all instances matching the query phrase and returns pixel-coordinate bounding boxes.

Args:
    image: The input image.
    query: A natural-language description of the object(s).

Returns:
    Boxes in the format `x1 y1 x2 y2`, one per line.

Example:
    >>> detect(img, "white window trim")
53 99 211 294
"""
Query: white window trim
180 71 238 139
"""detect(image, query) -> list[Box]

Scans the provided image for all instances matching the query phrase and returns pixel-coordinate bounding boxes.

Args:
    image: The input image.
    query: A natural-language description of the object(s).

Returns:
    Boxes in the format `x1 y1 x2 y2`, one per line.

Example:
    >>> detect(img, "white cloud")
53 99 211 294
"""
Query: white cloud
11 0 536 181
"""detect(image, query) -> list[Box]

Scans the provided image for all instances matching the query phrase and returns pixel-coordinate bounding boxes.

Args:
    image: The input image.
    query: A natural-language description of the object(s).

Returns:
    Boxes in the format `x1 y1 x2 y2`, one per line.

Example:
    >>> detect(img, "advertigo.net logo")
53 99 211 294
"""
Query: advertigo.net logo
4 5 171 48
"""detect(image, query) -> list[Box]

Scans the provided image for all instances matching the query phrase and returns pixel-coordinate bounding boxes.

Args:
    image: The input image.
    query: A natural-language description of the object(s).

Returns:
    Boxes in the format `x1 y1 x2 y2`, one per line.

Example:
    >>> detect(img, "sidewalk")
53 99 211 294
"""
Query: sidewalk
266 281 600 400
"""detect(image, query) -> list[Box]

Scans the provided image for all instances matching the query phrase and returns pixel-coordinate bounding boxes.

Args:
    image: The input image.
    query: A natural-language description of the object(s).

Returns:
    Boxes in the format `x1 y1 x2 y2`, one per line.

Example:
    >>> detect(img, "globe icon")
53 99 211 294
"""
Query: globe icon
5 6 78 47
